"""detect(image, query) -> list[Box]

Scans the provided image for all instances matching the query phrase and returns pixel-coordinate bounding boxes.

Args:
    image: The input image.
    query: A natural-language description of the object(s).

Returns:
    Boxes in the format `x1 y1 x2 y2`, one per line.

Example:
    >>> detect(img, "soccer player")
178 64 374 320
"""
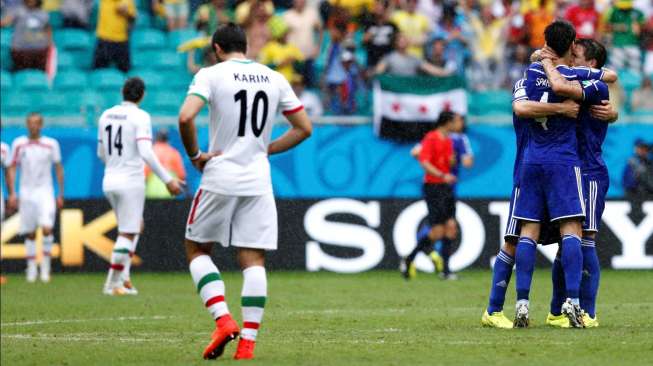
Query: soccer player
481 78 580 328
177 23 312 360
98 77 184 296
402 111 459 280
511 20 587 328
537 39 617 328
6 113 64 283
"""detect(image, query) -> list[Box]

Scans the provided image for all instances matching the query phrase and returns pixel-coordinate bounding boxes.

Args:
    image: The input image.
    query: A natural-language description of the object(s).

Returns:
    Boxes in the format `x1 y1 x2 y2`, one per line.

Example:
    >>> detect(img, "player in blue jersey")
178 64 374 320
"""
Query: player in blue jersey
536 39 617 329
480 77 580 328
511 20 589 328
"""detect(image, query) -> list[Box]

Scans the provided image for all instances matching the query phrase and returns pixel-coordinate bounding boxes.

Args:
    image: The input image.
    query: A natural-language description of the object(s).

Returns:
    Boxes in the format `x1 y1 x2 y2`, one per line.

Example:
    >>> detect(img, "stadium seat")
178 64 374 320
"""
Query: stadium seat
57 51 76 71
78 91 104 112
468 90 512 115
1 70 12 90
14 70 50 91
153 50 185 71
38 91 80 114
161 70 192 89
168 28 200 49
1 92 34 116
130 69 165 89
90 69 126 90
0 46 11 70
0 29 12 48
144 91 184 115
132 29 167 51
134 13 152 29
68 49 94 70
54 29 92 51
619 70 642 92
48 11 63 28
54 70 88 90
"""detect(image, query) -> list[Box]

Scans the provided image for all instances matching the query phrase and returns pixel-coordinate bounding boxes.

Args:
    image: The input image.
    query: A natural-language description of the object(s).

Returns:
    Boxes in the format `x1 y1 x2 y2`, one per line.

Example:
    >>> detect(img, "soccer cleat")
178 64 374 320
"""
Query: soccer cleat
39 271 50 283
26 263 38 283
203 315 240 360
481 310 513 329
401 258 416 280
429 251 444 273
513 301 530 328
582 313 599 328
103 286 130 296
561 299 585 328
122 280 138 295
233 338 256 360
545 313 570 328
0 276 6 285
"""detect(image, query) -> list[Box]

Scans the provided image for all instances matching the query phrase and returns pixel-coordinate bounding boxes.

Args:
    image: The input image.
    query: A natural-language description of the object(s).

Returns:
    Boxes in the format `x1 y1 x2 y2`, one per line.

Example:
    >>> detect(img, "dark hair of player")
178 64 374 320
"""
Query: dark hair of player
122 77 146 103
576 38 607 69
212 22 247 54
544 20 576 57
435 111 456 128
26 111 43 122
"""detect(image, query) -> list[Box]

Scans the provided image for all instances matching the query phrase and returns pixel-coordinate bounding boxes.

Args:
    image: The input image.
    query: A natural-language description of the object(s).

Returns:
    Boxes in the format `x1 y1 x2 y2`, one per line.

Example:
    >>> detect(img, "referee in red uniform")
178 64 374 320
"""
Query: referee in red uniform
402 111 459 280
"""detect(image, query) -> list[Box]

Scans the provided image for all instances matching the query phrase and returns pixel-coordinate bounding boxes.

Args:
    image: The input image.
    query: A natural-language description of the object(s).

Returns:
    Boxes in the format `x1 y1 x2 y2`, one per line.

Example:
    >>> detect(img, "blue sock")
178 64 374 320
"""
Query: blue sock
416 223 430 242
581 237 600 318
515 237 537 301
561 234 582 301
487 249 514 313
550 252 565 316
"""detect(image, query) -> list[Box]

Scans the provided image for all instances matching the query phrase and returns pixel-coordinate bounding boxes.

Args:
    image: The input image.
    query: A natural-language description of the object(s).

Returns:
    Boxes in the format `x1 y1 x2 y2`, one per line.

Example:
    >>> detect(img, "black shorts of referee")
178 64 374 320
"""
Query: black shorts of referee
424 183 456 226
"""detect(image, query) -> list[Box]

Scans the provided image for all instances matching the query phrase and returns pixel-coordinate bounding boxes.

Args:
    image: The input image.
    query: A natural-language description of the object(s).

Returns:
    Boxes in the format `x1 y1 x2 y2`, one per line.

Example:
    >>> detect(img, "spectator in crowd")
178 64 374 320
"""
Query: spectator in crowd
241 0 272 59
186 43 217 74
467 3 508 90
426 36 456 77
326 0 374 23
391 0 431 59
323 24 361 114
604 0 645 73
162 0 189 30
642 14 653 75
284 0 323 87
60 0 93 29
145 129 187 199
1 0 52 71
259 18 305 82
524 0 555 50
362 1 397 71
505 43 529 87
292 75 323 117
375 33 454 76
631 77 653 111
565 0 600 39
236 0 274 25
93 0 136 72
623 139 653 200
193 0 232 36
429 4 469 77
418 0 444 30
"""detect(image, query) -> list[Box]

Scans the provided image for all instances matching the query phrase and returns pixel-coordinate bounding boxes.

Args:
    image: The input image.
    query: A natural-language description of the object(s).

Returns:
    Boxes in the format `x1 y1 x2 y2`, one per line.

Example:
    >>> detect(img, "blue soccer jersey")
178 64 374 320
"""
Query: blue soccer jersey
449 132 473 178
522 62 581 165
511 78 529 185
577 79 610 174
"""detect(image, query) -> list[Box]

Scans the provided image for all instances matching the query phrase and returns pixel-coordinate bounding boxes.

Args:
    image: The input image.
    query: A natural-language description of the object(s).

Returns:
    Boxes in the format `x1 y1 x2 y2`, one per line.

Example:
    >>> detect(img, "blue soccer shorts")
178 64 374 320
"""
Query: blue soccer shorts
513 163 585 222
582 170 609 233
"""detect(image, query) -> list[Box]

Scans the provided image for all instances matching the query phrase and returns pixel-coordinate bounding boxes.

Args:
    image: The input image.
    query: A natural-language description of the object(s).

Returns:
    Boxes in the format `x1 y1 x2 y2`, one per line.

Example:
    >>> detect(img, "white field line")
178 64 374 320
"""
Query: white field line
0 315 175 327
2 333 182 343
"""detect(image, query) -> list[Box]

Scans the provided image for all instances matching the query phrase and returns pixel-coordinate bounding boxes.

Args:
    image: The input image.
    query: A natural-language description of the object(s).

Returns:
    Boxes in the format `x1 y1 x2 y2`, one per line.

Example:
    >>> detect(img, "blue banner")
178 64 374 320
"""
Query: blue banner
1 123 651 199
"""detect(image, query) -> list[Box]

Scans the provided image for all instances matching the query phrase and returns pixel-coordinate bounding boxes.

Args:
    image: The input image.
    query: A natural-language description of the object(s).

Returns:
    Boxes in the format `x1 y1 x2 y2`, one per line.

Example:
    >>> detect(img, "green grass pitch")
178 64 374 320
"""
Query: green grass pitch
2 270 652 365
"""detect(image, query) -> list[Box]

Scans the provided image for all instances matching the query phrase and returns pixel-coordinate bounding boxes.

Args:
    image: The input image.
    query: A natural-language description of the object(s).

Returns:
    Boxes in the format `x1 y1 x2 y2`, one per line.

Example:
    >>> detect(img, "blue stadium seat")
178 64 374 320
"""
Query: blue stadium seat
1 70 12 90
132 29 167 51
38 92 80 114
144 91 184 115
468 90 512 115
54 29 92 51
57 51 76 71
161 70 192 89
168 28 200 49
48 11 63 28
14 70 50 91
1 44 11 70
100 91 123 109
90 69 126 90
130 69 165 89
134 13 152 29
1 92 34 116
68 49 93 69
153 50 185 71
0 29 12 48
619 70 642 92
54 70 88 90
78 91 104 112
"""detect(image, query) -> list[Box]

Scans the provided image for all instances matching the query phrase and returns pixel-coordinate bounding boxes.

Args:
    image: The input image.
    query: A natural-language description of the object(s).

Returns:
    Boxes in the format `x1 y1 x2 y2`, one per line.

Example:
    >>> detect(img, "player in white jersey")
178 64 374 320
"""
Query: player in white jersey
178 23 312 360
6 113 64 283
98 77 184 296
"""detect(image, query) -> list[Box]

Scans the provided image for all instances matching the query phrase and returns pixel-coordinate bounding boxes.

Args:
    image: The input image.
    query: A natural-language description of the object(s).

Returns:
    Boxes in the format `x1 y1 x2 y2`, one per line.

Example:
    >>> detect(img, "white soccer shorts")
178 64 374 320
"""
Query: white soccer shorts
185 189 278 251
19 189 56 234
104 187 145 234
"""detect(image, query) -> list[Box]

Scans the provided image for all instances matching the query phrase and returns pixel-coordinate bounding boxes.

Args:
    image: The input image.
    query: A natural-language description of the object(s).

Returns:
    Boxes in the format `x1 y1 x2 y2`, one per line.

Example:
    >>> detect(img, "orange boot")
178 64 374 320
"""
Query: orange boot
202 314 240 360
234 338 256 360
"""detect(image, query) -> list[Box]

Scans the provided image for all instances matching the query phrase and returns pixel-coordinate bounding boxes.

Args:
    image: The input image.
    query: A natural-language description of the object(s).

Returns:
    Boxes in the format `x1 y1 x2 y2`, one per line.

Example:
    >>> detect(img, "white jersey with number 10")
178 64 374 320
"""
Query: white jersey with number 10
98 101 153 191
188 59 303 196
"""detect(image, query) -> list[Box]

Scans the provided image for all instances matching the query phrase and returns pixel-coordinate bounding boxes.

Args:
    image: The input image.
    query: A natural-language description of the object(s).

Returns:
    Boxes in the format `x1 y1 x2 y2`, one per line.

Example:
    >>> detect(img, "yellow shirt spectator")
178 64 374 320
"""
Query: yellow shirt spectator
235 0 274 25
97 0 137 42
259 40 304 82
391 10 430 59
328 0 374 18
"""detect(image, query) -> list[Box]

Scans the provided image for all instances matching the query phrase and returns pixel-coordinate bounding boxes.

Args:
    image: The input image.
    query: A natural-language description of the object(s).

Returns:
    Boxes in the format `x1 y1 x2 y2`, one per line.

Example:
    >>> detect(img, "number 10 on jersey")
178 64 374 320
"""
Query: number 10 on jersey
235 90 269 137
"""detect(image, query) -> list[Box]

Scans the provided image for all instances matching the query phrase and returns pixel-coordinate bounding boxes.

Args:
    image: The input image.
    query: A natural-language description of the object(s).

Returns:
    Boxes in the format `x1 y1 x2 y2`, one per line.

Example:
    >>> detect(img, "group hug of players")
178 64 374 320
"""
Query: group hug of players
480 20 619 329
